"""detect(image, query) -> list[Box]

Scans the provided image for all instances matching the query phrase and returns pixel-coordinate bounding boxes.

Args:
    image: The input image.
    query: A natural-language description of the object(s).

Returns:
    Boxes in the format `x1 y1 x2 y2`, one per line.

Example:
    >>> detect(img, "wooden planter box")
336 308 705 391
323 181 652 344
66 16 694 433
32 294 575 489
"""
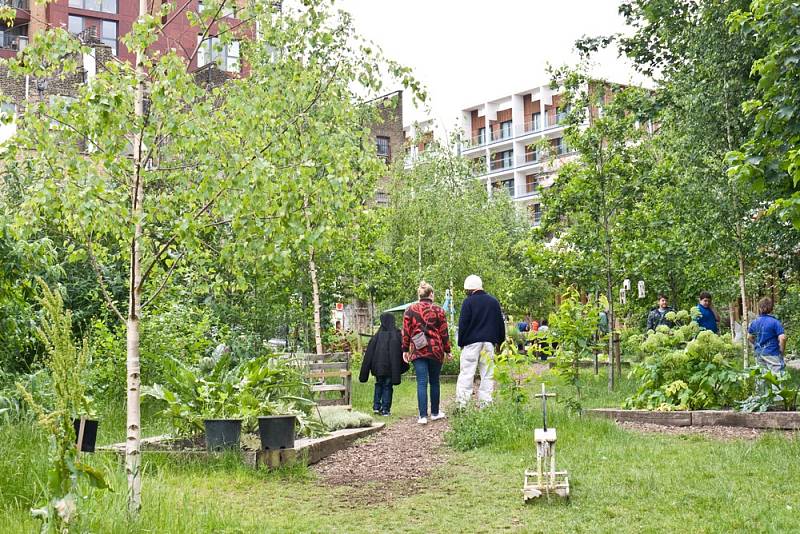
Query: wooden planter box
98 423 384 469
586 408 800 430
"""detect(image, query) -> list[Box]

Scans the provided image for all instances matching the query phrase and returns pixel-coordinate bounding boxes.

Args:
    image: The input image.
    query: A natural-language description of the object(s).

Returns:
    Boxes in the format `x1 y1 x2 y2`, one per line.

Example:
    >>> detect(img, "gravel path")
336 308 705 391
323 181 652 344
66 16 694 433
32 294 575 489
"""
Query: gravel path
313 415 449 489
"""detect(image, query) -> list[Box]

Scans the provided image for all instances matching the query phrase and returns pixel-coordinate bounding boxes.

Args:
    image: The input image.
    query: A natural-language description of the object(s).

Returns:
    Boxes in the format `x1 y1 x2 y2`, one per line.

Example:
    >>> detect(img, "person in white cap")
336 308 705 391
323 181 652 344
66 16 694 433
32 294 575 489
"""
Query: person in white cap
456 275 505 406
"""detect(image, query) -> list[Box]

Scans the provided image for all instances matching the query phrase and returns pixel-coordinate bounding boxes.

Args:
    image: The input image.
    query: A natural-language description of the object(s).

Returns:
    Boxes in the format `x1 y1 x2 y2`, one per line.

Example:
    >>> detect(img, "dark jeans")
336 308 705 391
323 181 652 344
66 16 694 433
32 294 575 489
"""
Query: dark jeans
372 376 393 414
413 357 442 418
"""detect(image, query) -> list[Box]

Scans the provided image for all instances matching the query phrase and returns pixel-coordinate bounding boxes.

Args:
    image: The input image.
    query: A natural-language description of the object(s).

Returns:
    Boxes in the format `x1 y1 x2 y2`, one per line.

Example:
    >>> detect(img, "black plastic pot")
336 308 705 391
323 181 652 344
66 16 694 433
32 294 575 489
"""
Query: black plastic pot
204 419 242 451
257 415 296 450
73 418 99 453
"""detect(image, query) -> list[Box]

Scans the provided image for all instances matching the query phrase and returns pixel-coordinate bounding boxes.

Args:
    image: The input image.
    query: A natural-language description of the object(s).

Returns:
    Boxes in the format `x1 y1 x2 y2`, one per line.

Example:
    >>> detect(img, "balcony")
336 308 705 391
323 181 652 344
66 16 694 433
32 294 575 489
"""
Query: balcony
490 127 513 143
489 155 513 172
463 132 486 150
544 111 568 129
1 0 29 9
517 180 540 198
0 30 27 51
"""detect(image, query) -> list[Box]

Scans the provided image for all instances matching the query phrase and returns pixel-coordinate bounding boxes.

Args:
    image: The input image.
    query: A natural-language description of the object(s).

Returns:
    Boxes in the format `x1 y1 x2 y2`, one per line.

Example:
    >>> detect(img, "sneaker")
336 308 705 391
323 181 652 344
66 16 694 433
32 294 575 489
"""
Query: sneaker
373 409 381 414
380 412 390 417
430 412 446 421
417 417 428 425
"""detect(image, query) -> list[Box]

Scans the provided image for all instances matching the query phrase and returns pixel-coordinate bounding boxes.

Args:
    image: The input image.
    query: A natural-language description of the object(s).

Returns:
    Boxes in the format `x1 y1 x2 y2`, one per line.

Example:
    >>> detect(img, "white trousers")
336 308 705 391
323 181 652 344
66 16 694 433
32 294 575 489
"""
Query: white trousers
456 342 495 406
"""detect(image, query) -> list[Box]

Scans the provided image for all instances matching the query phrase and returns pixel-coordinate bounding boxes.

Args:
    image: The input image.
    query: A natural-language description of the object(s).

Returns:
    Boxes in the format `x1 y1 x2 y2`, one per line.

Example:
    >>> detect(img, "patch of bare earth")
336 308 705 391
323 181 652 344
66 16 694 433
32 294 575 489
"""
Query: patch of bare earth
312 416 449 504
620 421 796 440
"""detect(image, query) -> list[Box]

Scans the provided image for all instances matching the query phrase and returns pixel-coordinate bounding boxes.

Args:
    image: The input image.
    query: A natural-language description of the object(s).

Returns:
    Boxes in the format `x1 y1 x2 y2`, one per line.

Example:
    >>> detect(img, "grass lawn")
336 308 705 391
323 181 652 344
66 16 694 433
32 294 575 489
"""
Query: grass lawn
1 370 798 533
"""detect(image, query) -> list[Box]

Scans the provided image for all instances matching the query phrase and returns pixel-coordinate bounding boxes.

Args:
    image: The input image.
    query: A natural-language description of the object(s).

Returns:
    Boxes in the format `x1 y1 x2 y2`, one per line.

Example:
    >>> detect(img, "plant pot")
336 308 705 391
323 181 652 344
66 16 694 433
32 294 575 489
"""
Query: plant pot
257 415 296 450
204 419 242 451
73 418 99 453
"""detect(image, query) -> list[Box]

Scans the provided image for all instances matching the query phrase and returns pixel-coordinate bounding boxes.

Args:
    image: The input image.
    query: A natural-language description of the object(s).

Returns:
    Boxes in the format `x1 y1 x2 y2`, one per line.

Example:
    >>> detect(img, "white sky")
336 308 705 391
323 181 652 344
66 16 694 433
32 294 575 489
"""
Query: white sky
335 0 647 134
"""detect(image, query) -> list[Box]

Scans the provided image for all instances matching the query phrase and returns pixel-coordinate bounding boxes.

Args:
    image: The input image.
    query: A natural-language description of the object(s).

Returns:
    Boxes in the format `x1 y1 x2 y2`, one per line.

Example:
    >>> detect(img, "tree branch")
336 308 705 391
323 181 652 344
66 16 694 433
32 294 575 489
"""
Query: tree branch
141 251 184 310
85 235 126 323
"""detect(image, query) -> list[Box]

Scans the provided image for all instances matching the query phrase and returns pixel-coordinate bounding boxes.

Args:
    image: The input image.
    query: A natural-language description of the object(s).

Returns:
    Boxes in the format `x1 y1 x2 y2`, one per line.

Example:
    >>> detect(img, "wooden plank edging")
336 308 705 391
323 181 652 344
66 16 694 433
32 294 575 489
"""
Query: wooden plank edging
586 408 800 430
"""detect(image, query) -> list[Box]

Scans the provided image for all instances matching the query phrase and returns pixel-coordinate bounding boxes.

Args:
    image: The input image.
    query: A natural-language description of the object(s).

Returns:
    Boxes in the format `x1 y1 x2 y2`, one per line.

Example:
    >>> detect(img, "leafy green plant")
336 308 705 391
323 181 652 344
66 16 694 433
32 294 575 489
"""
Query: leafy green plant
494 339 537 404
737 367 799 413
144 353 325 439
626 328 748 411
15 281 108 532
545 288 607 410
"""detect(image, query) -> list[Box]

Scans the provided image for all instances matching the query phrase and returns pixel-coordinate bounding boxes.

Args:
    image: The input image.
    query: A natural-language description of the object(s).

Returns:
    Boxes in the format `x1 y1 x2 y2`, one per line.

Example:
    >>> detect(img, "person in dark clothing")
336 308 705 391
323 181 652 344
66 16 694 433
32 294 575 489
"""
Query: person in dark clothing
359 312 408 416
646 294 675 332
456 274 505 407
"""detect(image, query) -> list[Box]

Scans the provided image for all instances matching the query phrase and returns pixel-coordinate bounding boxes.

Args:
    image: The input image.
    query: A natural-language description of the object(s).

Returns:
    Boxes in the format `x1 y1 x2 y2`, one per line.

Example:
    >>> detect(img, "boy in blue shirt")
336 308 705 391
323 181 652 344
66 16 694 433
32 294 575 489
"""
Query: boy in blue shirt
694 291 720 333
748 297 787 374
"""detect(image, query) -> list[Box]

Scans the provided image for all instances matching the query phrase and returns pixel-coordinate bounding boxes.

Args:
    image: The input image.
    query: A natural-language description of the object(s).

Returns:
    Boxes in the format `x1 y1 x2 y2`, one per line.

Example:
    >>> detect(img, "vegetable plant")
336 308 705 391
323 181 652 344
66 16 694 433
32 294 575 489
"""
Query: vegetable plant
16 281 108 532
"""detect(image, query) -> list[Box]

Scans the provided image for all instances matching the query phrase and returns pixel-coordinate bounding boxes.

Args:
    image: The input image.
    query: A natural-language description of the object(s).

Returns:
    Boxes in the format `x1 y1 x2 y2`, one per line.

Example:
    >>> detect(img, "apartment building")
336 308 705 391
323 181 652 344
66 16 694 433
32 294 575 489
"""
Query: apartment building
460 83 578 225
0 0 247 71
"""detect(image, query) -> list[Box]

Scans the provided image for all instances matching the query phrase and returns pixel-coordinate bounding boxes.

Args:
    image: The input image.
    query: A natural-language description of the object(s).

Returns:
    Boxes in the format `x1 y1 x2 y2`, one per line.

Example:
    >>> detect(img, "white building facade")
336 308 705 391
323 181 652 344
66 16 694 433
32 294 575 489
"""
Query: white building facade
460 83 580 224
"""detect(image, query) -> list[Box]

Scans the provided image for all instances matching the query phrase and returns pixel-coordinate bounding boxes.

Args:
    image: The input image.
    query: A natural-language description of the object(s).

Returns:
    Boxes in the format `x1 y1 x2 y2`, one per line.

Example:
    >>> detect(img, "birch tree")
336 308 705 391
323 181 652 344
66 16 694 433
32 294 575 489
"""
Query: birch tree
3 0 418 513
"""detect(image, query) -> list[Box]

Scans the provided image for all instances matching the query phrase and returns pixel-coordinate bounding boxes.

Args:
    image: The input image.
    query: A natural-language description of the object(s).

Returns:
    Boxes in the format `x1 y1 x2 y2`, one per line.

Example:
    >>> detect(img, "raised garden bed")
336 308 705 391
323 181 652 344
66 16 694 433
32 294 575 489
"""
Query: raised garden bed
98 423 385 469
586 408 800 430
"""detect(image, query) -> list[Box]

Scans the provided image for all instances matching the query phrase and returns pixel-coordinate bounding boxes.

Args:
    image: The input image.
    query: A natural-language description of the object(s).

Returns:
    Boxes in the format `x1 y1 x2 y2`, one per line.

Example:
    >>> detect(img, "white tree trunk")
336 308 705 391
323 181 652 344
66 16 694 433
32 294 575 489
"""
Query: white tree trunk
309 247 323 355
738 252 749 367
127 0 147 514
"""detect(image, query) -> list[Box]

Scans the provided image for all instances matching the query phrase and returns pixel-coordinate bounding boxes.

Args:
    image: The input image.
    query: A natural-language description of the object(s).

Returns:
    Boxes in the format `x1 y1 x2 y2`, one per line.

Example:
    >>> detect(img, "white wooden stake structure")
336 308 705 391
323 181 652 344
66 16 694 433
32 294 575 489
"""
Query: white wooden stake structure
523 383 570 501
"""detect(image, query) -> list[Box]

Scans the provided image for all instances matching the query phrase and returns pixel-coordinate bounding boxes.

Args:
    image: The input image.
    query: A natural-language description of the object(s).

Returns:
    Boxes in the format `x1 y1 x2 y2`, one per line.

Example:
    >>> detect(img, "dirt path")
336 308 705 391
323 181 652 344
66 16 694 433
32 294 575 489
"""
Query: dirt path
313 415 449 490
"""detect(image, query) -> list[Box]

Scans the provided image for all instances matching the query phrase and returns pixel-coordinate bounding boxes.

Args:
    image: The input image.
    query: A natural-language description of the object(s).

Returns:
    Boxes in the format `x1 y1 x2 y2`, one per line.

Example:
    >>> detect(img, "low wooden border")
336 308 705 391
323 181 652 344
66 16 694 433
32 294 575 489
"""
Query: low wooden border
98 423 385 469
586 408 800 430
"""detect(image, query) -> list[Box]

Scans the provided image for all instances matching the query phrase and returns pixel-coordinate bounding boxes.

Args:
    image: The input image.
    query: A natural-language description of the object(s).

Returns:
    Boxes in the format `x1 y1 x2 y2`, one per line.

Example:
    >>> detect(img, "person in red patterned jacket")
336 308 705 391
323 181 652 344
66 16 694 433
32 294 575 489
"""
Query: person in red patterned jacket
402 281 451 424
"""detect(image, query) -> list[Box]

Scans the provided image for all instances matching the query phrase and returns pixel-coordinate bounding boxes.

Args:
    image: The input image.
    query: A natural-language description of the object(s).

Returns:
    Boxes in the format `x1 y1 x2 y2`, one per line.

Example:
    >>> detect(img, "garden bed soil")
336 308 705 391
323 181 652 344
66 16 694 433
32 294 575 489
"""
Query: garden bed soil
97 423 385 469
587 408 800 430
620 421 794 440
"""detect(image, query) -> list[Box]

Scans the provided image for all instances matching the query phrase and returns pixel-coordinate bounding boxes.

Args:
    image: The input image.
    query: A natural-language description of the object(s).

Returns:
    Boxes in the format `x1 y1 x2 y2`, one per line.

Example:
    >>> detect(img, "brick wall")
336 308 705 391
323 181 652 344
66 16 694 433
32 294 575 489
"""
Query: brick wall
369 90 403 164
0 32 115 109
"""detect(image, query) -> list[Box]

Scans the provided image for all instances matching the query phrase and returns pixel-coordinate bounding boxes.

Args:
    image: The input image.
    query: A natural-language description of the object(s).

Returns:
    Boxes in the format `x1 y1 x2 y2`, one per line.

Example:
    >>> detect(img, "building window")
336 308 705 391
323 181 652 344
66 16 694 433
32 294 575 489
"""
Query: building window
531 203 542 224
526 174 538 193
477 126 485 145
531 112 541 131
500 120 512 139
68 15 117 55
101 20 117 55
376 136 390 160
68 15 83 35
197 36 240 72
551 137 567 155
69 0 117 14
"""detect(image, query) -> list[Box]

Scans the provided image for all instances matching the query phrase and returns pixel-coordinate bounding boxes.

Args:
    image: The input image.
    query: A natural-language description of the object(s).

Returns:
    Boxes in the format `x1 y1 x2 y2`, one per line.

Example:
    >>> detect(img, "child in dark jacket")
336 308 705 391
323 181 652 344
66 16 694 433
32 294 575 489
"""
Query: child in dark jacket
359 313 408 416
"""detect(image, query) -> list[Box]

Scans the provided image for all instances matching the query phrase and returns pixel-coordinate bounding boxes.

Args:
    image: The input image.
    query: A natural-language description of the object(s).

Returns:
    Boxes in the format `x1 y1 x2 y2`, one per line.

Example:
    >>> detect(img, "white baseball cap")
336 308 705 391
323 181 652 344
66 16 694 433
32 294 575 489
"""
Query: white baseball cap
464 275 483 291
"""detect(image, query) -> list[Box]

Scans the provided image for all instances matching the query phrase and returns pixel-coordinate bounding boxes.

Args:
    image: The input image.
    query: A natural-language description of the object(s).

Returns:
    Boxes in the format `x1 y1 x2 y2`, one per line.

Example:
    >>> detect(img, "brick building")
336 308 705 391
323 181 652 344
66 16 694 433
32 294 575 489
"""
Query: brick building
1 0 248 70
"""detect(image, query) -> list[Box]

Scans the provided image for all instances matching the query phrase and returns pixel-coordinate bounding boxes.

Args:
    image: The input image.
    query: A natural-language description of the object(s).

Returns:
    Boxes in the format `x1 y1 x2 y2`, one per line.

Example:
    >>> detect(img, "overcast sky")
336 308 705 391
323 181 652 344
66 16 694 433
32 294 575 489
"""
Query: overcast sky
335 0 646 133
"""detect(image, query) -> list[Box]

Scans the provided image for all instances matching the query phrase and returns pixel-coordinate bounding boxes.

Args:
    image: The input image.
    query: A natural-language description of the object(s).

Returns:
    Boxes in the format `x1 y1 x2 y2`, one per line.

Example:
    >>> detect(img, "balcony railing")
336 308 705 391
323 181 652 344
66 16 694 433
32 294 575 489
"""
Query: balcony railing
545 111 568 129
1 0 29 9
489 158 513 172
0 31 27 51
463 132 486 149
490 127 513 142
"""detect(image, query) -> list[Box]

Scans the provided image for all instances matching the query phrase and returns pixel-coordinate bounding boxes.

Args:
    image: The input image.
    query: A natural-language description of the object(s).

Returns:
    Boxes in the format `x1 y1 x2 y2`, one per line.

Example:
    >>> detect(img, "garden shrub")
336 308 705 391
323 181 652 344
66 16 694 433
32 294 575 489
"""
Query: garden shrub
625 324 749 410
143 352 326 438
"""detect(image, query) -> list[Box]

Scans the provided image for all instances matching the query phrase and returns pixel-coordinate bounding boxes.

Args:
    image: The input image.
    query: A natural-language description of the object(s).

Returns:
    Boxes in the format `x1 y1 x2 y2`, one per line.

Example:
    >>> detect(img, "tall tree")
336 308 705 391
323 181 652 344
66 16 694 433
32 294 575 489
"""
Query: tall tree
541 70 655 388
728 1 800 228
4 0 417 512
